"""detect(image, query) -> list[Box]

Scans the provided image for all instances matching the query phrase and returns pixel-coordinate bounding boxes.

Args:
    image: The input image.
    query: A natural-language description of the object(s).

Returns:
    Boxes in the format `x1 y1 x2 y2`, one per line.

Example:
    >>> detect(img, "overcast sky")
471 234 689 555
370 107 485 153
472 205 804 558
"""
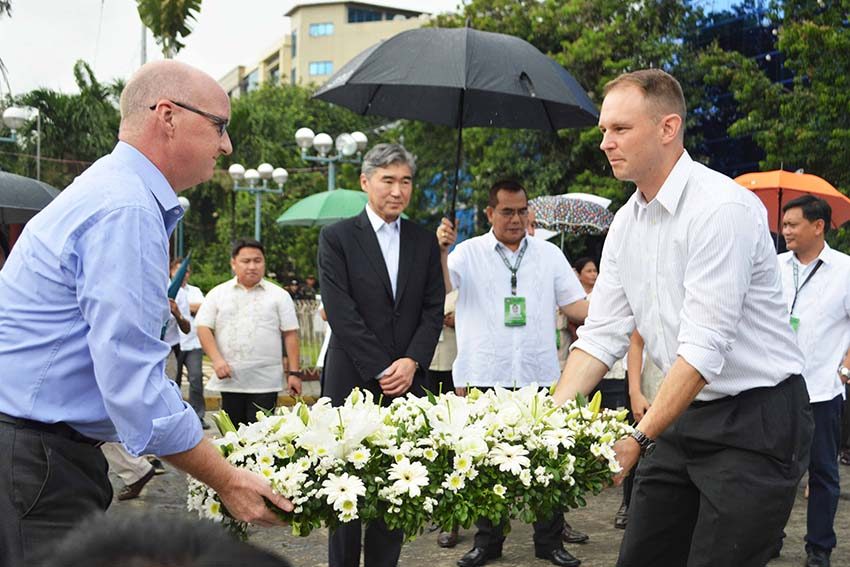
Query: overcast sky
0 0 462 96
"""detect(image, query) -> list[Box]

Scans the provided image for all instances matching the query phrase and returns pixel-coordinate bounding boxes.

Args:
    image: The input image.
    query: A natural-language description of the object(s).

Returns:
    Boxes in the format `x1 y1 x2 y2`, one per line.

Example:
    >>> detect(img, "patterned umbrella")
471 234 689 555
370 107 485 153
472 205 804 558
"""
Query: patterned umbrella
529 194 614 235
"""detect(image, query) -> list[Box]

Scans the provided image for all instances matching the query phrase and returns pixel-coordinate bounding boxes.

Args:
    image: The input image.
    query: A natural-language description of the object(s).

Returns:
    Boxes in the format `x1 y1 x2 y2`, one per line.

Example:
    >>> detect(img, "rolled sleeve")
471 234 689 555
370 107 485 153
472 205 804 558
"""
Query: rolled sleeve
75 206 202 456
676 203 756 383
553 249 586 307
571 223 634 368
194 288 218 329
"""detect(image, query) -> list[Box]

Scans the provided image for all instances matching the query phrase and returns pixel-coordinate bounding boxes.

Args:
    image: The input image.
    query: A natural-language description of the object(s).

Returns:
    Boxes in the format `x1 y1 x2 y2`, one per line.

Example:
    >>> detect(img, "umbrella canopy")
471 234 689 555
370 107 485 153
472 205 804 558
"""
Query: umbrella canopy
168 252 192 300
313 27 599 220
529 194 614 235
276 189 370 227
0 171 60 224
735 170 850 232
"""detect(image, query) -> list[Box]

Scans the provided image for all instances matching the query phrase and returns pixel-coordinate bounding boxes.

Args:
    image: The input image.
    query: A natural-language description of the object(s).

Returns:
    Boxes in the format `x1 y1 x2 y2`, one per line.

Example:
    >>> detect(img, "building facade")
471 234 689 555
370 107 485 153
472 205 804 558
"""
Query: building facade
220 1 429 97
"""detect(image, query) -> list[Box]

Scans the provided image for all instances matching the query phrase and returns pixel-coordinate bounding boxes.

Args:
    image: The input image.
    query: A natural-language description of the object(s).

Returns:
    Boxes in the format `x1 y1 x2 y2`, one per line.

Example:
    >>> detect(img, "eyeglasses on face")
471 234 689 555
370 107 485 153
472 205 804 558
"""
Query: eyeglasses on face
496 207 530 219
149 100 229 136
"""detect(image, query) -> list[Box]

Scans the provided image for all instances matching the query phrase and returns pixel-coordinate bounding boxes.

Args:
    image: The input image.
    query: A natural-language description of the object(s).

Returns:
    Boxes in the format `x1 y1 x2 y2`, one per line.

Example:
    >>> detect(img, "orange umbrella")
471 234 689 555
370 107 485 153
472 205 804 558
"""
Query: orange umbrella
735 170 850 234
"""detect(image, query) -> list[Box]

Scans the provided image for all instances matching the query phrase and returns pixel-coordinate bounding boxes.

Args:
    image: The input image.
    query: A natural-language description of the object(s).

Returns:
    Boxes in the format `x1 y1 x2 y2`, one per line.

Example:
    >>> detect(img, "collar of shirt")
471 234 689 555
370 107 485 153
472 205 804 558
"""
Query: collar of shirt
365 203 401 235
229 277 268 291
487 229 528 259
633 150 694 218
112 141 184 235
786 241 833 269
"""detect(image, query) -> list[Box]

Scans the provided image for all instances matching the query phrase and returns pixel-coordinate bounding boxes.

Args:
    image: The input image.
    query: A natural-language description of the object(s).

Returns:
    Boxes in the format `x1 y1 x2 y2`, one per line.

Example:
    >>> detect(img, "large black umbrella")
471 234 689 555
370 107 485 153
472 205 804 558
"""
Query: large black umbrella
313 26 599 221
0 171 60 224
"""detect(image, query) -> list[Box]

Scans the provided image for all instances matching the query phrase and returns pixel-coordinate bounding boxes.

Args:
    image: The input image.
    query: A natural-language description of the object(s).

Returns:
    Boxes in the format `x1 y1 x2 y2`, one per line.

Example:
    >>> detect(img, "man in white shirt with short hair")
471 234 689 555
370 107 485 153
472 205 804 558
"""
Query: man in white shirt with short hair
196 238 301 426
779 195 850 567
437 179 589 567
552 68 813 567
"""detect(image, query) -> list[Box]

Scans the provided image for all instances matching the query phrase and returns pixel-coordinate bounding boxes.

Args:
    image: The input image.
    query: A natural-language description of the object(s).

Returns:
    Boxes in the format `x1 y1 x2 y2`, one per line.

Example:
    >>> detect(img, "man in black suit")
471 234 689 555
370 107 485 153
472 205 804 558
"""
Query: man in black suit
318 143 444 567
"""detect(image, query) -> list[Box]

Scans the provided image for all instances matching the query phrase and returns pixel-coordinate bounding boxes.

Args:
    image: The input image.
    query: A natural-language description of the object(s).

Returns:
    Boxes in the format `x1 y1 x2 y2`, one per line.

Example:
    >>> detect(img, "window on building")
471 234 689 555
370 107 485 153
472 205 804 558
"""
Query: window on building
309 61 333 76
291 68 297 85
291 31 297 57
348 7 383 22
245 69 260 92
269 66 280 85
309 22 334 37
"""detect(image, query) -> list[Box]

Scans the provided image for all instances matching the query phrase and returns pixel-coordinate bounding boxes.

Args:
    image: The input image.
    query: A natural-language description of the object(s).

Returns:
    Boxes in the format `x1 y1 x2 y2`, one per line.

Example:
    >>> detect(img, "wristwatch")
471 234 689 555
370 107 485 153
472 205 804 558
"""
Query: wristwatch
629 429 656 456
288 370 303 378
839 366 850 380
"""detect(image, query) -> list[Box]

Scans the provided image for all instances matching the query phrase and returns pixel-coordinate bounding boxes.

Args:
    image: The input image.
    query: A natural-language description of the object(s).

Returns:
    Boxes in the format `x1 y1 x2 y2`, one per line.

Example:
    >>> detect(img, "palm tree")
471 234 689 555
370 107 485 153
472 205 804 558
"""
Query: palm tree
136 0 202 59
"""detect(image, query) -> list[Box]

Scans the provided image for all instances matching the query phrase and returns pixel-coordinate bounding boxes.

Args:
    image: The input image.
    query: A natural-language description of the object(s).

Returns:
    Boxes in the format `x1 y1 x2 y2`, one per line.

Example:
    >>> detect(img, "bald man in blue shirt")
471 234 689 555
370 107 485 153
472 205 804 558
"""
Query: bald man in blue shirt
0 60 292 565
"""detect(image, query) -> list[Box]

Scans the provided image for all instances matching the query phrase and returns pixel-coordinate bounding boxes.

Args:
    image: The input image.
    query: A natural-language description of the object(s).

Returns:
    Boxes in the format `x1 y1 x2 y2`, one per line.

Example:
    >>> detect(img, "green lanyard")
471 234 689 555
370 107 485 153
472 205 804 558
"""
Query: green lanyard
495 240 528 296
791 259 823 315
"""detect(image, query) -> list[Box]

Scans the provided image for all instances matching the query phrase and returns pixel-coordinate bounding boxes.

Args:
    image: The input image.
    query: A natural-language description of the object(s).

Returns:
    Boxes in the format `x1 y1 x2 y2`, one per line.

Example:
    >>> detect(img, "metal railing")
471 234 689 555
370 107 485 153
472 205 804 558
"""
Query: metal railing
293 299 328 370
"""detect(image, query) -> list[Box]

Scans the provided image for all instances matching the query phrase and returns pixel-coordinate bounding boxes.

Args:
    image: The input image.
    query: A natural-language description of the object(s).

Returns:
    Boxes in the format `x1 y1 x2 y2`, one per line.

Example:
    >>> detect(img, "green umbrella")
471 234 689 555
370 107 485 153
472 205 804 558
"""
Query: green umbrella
276 189 372 227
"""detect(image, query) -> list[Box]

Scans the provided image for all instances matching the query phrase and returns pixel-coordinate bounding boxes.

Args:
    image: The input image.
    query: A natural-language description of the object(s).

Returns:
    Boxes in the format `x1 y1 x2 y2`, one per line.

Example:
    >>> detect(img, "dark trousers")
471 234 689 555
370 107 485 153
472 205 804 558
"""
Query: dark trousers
840 383 850 450
429 369 454 395
220 392 277 426
618 375 813 567
329 518 403 567
0 422 112 567
474 512 564 555
175 348 205 419
806 394 842 553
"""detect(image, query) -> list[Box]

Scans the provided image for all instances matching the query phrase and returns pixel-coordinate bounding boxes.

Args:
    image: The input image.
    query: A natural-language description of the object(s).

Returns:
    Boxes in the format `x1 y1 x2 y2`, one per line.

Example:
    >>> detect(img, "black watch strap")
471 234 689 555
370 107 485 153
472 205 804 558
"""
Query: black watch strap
629 429 655 455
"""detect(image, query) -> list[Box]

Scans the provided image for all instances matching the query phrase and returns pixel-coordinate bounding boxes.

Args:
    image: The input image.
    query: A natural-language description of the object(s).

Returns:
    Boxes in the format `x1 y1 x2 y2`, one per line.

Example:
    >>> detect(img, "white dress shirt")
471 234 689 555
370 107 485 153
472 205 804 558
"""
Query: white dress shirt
573 151 804 401
449 230 586 387
162 286 190 348
365 204 400 298
779 243 850 403
178 284 205 351
195 278 299 393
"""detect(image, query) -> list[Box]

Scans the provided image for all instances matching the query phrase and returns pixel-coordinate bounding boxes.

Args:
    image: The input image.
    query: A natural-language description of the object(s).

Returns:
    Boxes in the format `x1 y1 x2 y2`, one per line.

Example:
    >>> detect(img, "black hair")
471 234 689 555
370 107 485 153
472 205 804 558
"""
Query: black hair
573 257 597 273
43 512 293 567
231 237 265 258
782 195 832 229
488 179 528 208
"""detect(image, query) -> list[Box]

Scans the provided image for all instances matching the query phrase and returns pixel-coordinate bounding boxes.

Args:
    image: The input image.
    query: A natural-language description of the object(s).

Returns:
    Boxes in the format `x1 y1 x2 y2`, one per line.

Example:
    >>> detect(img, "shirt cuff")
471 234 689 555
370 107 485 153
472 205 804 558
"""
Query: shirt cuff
571 338 618 370
127 382 204 456
375 365 391 380
676 343 724 384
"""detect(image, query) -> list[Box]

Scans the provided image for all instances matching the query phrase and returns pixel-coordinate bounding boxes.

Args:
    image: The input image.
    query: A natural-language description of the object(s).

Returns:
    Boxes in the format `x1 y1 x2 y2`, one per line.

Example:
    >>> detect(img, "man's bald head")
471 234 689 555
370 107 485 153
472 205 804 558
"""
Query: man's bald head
119 60 223 137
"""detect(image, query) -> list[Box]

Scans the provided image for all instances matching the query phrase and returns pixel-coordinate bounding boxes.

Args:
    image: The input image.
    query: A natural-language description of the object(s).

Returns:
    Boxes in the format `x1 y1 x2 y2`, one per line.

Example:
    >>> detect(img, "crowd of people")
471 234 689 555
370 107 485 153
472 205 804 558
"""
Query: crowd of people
0 59 845 567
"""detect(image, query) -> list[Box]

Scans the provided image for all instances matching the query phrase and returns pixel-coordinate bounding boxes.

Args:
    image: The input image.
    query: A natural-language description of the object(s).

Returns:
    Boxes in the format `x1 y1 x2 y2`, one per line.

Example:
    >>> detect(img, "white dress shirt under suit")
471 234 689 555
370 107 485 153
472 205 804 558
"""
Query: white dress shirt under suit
573 151 804 401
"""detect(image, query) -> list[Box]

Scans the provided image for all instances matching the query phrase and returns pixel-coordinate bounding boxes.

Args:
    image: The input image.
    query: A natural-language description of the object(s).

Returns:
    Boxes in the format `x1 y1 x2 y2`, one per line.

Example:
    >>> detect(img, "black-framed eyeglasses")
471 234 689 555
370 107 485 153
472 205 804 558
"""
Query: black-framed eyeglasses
149 100 229 136
496 207 529 219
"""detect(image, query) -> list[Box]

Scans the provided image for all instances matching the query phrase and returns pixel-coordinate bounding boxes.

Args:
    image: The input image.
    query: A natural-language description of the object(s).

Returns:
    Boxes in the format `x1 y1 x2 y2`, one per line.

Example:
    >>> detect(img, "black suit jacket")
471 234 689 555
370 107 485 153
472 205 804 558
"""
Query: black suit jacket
317 209 444 405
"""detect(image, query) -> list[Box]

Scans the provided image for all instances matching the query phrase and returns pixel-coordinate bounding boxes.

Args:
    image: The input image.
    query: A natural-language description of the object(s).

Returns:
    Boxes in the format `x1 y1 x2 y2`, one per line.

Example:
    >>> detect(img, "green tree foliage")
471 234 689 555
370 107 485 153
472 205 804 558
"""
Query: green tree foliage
136 0 202 58
0 61 121 187
183 84 388 289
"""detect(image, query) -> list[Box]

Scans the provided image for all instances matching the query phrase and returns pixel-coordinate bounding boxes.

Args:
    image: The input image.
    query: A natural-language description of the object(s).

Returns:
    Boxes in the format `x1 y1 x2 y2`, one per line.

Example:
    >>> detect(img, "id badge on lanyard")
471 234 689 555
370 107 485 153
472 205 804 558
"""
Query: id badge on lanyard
497 240 528 327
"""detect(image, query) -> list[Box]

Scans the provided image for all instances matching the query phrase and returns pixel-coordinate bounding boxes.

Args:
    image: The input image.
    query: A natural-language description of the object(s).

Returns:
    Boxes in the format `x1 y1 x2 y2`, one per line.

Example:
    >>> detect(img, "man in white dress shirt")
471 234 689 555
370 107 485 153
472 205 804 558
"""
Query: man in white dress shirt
437 180 589 567
552 69 813 567
779 195 850 567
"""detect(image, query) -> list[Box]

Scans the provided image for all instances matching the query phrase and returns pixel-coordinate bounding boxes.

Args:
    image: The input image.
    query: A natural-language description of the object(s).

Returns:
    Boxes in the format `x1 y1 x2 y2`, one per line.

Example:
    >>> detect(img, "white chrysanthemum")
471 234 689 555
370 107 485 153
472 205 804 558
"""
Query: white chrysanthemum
347 446 371 469
388 458 429 498
493 484 507 498
321 472 366 509
442 472 466 492
422 447 438 462
489 443 530 476
454 454 473 474
203 498 223 521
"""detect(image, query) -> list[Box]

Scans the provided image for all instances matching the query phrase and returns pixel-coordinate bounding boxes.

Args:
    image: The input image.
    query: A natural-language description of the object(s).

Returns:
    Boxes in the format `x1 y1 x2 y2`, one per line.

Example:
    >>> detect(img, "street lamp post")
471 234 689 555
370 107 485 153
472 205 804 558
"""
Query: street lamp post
294 128 368 191
1 106 41 181
176 196 190 258
228 162 288 241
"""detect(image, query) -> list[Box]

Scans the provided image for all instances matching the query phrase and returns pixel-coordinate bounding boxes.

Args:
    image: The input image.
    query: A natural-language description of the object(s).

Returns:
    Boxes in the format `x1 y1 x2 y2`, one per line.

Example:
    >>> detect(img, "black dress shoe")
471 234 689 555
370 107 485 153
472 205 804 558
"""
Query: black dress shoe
457 546 501 567
614 503 628 529
438 527 459 548
805 547 831 567
117 467 155 501
562 520 589 544
535 548 581 567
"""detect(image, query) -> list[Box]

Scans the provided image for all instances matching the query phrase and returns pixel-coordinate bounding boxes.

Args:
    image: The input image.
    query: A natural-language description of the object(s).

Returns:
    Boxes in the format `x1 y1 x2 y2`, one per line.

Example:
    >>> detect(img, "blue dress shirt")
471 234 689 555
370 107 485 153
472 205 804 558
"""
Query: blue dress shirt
0 142 203 456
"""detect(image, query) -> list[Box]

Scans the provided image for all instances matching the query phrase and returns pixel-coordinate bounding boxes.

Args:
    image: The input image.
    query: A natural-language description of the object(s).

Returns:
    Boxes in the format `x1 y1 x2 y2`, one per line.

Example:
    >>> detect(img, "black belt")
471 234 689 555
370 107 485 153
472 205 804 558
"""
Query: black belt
0 411 104 447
